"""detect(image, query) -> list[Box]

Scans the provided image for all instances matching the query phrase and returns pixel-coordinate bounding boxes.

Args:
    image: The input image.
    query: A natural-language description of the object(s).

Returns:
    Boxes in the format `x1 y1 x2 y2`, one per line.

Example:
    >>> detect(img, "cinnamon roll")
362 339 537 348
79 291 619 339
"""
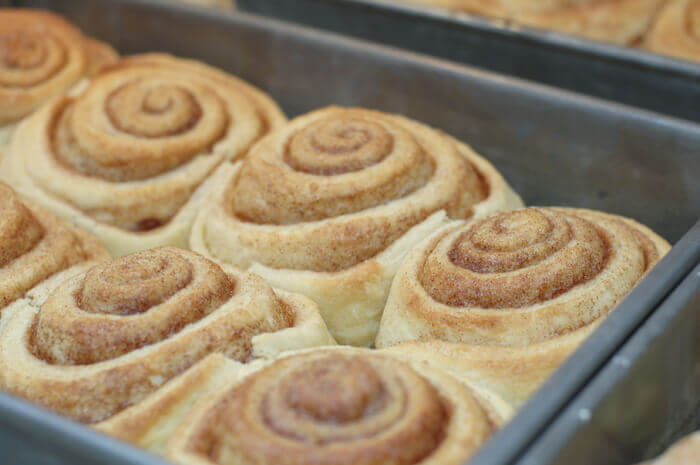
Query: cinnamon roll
644 0 700 62
398 0 665 44
376 208 670 405
0 181 108 315
637 432 700 465
144 347 513 465
0 9 117 156
190 106 523 346
1 53 286 256
0 247 334 425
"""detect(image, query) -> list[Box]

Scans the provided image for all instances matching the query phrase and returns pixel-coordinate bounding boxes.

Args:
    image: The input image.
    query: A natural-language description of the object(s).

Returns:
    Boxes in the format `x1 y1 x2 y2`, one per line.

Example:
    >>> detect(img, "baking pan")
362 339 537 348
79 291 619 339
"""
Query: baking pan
2 1 700 464
513 256 699 465
237 0 700 123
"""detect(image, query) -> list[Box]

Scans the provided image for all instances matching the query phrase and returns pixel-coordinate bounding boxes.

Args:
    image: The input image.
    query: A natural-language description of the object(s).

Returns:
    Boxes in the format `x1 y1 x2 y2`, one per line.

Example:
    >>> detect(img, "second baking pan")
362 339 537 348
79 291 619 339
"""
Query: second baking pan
2 1 700 464
237 0 700 123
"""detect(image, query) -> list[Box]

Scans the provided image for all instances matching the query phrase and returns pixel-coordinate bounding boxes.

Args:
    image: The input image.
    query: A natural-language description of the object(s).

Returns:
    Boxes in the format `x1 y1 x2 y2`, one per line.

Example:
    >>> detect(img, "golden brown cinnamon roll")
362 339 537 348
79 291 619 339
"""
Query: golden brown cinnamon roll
376 208 670 405
125 347 512 464
0 181 108 315
0 247 334 425
397 0 665 44
644 0 700 62
190 106 523 347
0 9 117 155
1 53 286 256
637 432 700 465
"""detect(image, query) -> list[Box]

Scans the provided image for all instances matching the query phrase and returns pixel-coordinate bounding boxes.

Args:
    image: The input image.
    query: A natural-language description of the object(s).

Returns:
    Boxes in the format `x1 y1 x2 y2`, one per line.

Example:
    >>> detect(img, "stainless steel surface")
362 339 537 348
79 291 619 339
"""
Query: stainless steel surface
2 1 700 464
237 0 700 122
0 392 170 465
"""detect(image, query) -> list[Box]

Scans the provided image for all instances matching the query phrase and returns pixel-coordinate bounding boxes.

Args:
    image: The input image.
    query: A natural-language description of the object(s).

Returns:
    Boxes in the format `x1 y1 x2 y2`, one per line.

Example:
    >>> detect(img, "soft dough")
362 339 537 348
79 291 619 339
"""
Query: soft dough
97 346 513 464
190 106 523 346
0 247 334 425
375 207 670 405
1 53 286 256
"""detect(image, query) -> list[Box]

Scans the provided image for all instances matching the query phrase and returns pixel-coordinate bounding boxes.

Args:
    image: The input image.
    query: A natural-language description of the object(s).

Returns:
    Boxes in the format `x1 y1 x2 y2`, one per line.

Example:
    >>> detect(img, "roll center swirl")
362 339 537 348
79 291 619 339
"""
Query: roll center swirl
230 108 441 236
283 359 385 423
0 29 64 88
143 88 174 113
79 250 192 315
52 66 231 182
208 351 451 465
0 31 45 69
472 209 553 251
106 80 202 138
31 247 235 365
451 209 572 273
426 208 609 308
285 117 394 175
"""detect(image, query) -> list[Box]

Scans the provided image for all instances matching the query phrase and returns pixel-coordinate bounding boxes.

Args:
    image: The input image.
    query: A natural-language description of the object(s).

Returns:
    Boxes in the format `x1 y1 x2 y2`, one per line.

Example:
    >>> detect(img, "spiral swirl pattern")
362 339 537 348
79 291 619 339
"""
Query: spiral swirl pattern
1 53 286 256
226 106 481 258
165 347 511 465
0 182 108 313
405 0 665 44
376 207 670 348
0 246 335 423
0 9 117 126
191 106 522 346
428 208 609 308
644 0 700 62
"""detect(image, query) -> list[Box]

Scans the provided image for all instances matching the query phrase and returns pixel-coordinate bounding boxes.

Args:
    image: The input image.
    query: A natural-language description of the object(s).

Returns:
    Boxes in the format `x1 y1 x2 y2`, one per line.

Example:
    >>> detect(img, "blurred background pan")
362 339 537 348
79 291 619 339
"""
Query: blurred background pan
237 0 700 122
1 1 699 464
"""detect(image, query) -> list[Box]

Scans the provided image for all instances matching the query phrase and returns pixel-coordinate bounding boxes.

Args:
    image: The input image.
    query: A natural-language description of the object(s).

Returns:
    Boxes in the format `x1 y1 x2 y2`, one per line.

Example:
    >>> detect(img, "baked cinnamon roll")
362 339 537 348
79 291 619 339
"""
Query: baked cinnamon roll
0 247 334 425
0 9 117 156
0 181 108 315
644 0 700 62
376 207 670 405
108 346 512 463
1 53 286 256
190 106 523 346
397 0 665 44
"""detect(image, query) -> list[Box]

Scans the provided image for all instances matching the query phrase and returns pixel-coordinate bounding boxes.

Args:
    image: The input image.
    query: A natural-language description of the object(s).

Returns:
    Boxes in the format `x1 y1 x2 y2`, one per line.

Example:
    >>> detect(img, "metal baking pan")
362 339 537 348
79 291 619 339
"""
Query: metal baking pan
513 258 699 465
237 0 700 123
2 1 700 464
